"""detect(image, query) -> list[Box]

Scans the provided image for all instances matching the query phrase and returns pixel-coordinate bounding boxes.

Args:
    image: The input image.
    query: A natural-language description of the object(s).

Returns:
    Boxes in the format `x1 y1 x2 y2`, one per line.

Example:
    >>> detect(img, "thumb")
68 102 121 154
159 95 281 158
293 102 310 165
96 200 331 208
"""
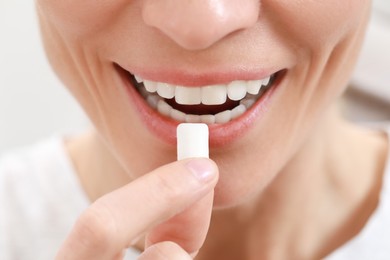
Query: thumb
138 241 192 260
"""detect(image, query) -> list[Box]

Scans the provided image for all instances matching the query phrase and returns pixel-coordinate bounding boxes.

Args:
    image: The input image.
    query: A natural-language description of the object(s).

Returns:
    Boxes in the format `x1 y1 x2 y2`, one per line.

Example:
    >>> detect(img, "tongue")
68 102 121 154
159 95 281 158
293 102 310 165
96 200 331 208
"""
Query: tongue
166 98 239 115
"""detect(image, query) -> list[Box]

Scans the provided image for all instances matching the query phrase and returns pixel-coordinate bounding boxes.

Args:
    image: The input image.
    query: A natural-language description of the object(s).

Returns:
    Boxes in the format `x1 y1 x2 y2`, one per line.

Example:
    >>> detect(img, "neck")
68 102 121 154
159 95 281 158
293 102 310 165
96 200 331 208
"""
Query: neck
66 131 132 202
198 109 388 260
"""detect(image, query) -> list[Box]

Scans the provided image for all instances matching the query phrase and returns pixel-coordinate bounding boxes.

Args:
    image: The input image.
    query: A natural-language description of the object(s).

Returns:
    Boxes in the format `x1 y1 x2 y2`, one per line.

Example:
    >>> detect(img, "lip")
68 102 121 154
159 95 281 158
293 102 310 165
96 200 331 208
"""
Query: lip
115 64 287 147
119 66 280 87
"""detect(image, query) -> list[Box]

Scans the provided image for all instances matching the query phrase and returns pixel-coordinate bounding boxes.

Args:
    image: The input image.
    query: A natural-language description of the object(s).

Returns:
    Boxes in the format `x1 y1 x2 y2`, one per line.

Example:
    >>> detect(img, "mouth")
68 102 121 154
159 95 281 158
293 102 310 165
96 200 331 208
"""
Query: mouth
115 64 286 146
130 71 280 124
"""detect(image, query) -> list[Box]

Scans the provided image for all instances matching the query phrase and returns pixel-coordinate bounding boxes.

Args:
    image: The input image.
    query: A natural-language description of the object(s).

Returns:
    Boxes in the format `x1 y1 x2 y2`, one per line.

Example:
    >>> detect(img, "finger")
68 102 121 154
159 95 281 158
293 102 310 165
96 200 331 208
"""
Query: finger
146 190 214 255
138 241 192 260
56 158 218 260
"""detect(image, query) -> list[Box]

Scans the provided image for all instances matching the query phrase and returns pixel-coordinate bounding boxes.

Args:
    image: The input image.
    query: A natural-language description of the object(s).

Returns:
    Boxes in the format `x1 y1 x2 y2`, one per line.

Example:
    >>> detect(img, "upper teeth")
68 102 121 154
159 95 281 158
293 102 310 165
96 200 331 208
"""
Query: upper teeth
134 75 271 105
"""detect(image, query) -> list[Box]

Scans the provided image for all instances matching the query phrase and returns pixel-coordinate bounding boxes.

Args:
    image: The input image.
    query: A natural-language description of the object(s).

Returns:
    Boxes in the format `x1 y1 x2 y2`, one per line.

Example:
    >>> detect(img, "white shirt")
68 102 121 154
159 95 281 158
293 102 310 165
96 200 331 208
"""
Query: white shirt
1 130 389 260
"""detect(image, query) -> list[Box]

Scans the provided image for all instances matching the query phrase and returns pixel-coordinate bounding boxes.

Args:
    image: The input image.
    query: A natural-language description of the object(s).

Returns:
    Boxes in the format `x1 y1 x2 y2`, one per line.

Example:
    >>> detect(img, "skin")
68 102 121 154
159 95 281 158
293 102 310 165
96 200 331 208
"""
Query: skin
34 0 388 259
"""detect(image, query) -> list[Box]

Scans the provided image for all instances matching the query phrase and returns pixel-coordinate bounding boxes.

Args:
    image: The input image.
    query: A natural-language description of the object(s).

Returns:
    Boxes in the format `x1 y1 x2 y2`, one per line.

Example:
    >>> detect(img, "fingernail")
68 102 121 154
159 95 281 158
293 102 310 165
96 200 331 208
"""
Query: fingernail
185 158 216 182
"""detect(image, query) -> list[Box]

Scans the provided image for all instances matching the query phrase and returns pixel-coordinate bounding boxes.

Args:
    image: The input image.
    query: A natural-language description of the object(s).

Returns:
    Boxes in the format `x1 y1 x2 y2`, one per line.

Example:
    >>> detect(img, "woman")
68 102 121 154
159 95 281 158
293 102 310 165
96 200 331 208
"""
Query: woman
1 0 389 259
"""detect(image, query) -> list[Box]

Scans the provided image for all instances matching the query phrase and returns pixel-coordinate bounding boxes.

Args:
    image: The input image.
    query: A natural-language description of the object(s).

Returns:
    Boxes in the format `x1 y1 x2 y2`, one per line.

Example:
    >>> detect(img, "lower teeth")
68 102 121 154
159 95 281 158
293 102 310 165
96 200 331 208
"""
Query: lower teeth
155 99 251 124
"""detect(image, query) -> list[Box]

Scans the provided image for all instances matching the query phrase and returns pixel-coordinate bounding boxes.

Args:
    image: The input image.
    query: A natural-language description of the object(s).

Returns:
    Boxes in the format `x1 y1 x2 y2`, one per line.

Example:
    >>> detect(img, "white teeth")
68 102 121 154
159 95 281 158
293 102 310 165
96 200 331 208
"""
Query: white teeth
133 73 276 124
262 76 270 86
186 114 200 123
144 80 157 93
157 100 172 116
201 84 227 105
146 95 159 109
155 99 249 124
246 80 262 95
135 75 143 83
240 98 256 109
201 115 216 124
175 86 201 105
157 83 175 99
215 110 232 124
227 80 247 101
231 104 246 119
134 74 273 105
170 109 186 121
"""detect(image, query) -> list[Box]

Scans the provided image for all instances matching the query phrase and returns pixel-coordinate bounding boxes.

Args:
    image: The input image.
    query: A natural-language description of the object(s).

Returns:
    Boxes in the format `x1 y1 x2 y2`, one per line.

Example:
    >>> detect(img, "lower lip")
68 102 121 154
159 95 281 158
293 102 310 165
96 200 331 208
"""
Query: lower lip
116 65 286 147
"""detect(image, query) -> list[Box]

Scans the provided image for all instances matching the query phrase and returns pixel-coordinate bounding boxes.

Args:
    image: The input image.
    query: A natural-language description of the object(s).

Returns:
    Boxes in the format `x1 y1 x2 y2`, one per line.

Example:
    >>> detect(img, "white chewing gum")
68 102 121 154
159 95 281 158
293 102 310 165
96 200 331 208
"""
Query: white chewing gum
177 123 209 160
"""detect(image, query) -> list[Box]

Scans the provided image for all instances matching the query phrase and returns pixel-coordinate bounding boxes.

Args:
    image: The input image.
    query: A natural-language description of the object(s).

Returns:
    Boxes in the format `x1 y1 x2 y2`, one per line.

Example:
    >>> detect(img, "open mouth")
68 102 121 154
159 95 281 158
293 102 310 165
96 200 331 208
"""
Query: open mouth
118 65 283 124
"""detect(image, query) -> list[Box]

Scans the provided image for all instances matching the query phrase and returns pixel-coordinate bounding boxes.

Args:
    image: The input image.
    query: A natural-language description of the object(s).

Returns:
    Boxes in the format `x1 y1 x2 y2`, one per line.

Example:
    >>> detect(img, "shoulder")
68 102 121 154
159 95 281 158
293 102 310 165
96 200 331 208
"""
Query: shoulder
0 135 88 200
0 136 89 259
0 136 67 186
0 136 76 213
326 122 390 259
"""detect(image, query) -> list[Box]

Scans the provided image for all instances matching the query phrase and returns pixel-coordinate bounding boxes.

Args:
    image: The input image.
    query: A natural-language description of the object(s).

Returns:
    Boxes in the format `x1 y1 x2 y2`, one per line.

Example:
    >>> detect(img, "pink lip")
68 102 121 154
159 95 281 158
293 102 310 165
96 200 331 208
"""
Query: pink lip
115 64 286 147
121 66 280 87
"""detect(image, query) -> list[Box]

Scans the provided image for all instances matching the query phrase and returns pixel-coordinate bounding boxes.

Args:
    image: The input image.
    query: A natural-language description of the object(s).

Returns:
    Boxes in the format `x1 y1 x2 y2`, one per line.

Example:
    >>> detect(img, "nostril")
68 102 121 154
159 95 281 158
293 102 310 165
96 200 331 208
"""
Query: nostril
142 0 260 50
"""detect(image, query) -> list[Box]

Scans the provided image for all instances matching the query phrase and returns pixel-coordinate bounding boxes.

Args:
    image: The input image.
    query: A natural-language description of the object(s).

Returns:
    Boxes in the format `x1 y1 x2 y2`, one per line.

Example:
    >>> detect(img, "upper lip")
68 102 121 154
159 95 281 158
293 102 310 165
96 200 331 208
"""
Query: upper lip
115 63 281 87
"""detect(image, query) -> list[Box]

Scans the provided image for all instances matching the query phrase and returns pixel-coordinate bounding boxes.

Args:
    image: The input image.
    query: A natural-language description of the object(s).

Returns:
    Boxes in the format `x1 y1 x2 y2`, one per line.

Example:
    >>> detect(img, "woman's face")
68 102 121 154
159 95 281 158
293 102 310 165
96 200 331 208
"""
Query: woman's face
35 0 370 207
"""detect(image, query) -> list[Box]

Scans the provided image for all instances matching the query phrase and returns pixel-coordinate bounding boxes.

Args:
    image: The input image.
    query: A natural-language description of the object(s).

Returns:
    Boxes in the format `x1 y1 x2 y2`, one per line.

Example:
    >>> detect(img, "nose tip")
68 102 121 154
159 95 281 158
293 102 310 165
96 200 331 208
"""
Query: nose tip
142 0 259 50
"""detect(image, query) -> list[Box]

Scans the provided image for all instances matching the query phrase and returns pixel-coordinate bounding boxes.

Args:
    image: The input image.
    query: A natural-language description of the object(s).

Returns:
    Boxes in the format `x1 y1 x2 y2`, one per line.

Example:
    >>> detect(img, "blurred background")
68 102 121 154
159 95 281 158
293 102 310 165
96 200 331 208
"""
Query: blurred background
0 1 390 154
0 1 90 154
343 0 390 122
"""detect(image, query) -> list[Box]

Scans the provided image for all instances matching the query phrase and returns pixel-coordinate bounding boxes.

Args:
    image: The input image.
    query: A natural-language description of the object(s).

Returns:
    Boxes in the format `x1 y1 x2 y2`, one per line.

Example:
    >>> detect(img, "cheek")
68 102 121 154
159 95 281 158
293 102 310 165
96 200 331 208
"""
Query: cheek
36 0 129 113
35 0 131 37
267 0 370 49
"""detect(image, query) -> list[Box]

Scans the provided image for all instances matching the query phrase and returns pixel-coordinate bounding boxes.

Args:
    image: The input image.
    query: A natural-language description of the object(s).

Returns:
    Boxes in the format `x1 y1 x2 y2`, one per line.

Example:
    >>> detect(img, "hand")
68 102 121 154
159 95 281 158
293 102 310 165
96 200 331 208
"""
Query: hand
56 158 219 260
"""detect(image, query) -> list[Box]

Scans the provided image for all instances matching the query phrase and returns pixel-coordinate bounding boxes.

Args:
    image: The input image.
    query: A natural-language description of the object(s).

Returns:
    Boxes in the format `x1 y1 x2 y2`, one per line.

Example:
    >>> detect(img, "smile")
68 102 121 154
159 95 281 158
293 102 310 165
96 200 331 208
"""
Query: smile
115 63 286 146
131 73 277 124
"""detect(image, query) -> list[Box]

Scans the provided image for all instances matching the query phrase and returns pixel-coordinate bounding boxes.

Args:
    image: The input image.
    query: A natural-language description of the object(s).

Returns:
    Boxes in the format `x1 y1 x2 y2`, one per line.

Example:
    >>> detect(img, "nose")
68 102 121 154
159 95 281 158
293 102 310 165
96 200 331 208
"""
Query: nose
142 0 260 50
